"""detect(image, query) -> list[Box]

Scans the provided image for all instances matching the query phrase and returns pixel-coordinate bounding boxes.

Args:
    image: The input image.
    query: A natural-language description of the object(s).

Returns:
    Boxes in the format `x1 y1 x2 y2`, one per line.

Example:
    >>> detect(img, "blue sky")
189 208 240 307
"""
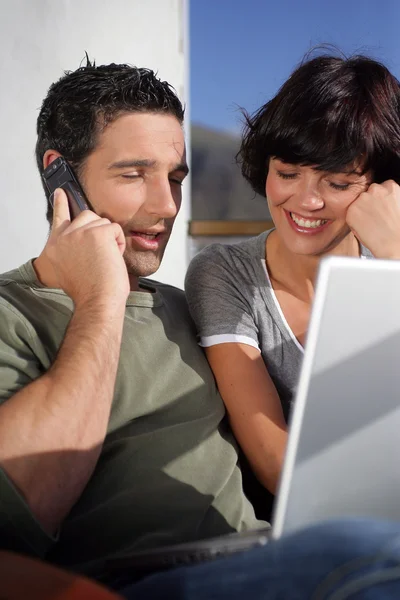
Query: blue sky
190 0 400 132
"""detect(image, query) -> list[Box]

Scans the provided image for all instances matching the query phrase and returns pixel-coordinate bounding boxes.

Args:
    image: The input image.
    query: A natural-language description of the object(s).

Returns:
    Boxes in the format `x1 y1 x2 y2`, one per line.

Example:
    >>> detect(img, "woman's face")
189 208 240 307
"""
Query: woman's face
266 158 373 256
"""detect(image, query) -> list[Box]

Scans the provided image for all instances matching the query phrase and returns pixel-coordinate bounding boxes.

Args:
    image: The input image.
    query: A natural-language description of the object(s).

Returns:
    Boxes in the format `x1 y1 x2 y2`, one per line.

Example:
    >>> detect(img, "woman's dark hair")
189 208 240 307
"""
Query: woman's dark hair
238 53 400 197
36 57 185 223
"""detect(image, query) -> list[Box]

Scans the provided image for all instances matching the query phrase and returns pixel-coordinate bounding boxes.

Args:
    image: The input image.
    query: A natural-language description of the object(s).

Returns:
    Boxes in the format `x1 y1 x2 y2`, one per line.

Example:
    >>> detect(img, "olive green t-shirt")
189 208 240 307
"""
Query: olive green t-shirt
0 261 263 576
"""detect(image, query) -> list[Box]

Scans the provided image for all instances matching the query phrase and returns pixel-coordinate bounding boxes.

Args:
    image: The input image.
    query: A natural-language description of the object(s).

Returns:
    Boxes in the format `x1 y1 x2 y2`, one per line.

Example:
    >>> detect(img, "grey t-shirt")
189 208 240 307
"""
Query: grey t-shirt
185 229 372 421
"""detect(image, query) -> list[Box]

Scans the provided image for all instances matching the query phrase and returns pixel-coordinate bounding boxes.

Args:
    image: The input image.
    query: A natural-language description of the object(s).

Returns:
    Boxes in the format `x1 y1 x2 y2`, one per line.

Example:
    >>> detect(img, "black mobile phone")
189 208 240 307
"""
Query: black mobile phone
42 156 90 219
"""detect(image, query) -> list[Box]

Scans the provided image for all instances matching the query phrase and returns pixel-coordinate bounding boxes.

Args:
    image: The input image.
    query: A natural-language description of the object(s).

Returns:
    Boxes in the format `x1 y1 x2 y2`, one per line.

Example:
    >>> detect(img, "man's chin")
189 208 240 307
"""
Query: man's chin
123 251 164 279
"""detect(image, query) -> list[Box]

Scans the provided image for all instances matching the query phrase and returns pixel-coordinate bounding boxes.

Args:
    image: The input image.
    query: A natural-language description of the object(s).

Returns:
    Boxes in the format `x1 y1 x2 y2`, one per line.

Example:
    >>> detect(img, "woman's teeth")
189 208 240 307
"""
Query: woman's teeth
290 213 328 229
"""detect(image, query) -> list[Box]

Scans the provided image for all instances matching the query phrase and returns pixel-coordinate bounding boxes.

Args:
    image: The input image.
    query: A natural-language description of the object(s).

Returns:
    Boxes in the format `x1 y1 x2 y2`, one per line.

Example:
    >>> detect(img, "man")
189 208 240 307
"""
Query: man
0 58 263 574
1 60 400 600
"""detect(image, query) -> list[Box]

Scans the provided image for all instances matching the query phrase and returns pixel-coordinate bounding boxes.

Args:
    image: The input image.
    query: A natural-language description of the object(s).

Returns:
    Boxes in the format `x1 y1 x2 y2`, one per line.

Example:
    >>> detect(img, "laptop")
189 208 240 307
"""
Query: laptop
107 256 400 575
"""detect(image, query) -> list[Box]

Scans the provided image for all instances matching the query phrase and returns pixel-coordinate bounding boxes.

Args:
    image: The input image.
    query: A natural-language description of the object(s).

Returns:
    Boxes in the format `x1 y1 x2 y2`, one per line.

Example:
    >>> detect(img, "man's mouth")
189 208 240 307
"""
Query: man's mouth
129 230 167 250
132 232 162 240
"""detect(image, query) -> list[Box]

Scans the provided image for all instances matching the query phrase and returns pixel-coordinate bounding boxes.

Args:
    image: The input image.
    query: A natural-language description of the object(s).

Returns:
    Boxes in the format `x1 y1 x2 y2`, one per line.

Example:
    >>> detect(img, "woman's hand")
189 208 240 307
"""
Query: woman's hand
346 180 400 259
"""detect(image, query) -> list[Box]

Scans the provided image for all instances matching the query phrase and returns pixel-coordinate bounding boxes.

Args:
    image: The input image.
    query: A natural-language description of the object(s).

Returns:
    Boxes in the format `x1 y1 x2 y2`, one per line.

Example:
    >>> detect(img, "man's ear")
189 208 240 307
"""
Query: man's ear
43 149 62 170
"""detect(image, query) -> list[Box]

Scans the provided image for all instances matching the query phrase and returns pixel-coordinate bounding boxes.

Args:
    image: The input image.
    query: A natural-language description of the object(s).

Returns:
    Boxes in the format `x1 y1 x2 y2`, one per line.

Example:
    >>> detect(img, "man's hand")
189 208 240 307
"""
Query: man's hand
44 188 130 306
0 187 130 535
346 180 400 259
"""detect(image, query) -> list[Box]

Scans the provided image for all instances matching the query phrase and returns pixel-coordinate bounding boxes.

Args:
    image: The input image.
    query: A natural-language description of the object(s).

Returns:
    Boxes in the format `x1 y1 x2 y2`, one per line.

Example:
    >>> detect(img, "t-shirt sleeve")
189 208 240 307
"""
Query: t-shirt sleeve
0 298 57 557
185 244 260 351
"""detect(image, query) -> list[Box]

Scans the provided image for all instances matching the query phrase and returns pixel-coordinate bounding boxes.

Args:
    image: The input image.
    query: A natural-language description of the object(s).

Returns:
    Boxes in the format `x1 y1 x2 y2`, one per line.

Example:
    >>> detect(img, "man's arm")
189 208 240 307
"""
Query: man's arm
0 302 125 535
0 190 129 535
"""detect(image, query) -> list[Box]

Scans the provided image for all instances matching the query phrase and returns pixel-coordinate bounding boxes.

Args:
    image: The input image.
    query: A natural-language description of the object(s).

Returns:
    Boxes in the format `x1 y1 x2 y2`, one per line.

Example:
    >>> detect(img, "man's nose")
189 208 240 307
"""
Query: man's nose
146 181 179 219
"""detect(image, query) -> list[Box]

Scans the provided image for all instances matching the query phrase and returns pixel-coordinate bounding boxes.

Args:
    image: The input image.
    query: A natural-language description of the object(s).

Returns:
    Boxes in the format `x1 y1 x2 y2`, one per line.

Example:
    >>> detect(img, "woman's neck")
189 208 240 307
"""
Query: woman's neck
266 230 360 302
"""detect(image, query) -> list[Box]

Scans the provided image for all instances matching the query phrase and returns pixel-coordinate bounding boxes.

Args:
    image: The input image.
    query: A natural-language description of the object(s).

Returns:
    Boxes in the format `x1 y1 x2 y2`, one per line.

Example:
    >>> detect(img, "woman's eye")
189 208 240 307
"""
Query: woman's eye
329 181 350 191
277 171 298 180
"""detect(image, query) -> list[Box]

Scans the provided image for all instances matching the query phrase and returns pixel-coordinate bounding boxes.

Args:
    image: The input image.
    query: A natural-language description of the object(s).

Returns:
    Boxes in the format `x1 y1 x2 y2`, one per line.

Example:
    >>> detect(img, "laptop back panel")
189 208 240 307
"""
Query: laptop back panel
272 257 400 538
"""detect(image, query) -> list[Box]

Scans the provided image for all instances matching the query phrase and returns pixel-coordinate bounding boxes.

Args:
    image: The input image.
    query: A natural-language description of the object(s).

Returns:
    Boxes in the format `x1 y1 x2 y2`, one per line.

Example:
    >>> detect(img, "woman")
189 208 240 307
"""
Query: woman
185 53 400 497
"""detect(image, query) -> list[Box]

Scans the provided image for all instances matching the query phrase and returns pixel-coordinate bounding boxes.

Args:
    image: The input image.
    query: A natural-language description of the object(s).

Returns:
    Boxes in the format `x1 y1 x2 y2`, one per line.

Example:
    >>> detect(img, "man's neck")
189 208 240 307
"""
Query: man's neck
129 273 140 292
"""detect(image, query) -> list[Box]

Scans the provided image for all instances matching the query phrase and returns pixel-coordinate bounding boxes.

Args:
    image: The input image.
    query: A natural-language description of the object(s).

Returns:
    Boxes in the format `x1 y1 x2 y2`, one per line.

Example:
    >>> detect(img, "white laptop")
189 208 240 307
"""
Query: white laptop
272 257 400 538
272 255 400 538
108 256 400 573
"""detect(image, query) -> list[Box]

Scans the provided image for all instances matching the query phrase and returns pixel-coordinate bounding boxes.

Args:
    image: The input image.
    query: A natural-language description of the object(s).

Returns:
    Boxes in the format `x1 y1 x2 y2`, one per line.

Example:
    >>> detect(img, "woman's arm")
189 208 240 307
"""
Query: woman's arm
185 243 288 493
205 342 287 494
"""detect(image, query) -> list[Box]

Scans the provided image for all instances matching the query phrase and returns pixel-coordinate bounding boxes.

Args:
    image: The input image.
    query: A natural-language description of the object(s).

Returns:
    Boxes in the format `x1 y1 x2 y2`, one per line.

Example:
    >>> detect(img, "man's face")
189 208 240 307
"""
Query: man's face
80 112 188 285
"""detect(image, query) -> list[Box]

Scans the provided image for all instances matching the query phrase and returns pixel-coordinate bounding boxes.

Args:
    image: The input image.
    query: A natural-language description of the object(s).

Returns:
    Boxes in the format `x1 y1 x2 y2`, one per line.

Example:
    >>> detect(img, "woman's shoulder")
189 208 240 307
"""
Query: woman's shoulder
185 231 275 313
187 230 272 274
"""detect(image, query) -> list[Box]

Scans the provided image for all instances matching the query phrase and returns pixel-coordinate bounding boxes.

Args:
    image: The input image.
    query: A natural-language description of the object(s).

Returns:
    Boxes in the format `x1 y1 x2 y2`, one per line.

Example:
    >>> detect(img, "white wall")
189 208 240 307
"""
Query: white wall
0 0 190 288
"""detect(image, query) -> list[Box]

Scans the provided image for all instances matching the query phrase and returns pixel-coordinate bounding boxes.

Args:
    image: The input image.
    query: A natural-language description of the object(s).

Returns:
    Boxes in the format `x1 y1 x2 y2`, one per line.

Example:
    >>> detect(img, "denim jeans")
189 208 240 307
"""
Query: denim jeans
115 518 400 599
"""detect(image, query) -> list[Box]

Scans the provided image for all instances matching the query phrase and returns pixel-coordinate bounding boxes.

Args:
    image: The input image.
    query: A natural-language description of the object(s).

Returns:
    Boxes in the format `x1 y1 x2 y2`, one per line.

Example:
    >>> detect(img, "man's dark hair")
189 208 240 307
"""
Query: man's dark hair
36 57 185 222
238 53 400 197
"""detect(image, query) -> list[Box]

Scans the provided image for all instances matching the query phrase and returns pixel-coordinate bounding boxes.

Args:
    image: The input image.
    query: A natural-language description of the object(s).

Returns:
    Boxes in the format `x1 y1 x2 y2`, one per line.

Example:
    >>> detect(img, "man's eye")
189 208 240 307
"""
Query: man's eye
170 178 183 186
122 174 140 179
277 171 298 180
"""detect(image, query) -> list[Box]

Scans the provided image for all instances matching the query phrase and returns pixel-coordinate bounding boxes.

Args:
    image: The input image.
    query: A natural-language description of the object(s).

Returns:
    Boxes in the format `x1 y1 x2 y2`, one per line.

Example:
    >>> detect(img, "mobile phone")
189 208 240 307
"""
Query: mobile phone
42 156 90 219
